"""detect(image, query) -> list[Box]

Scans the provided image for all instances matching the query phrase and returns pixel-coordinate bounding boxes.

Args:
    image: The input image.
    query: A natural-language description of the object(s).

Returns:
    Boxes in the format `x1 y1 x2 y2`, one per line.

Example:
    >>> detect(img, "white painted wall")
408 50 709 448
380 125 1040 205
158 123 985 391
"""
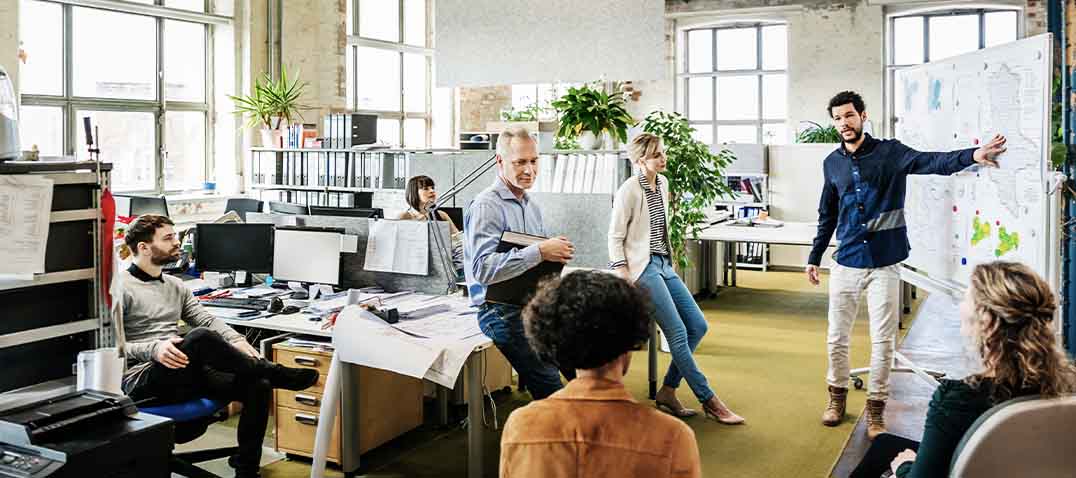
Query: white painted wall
767 143 837 269
787 3 884 135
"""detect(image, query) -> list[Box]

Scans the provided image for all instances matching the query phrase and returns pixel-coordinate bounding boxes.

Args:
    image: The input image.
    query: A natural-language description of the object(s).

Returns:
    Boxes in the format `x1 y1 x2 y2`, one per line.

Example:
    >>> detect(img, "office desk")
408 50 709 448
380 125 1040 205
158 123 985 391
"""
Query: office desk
217 308 493 478
694 220 831 288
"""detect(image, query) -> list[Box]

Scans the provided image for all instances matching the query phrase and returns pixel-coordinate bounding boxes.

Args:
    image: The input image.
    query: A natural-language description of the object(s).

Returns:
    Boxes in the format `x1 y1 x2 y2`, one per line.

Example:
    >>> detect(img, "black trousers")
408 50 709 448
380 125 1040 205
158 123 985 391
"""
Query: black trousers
128 327 270 473
850 433 922 478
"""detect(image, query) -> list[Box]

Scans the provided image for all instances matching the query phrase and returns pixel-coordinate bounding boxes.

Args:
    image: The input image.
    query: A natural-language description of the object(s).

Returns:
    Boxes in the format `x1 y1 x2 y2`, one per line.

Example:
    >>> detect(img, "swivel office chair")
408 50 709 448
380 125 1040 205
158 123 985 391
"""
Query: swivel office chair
949 394 1076 477
224 198 264 222
140 398 239 478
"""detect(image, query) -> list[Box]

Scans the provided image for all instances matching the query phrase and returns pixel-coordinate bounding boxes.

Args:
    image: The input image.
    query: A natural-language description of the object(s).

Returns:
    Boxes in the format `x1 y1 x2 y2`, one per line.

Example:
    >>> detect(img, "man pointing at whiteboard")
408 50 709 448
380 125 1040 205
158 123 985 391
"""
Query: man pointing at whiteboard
806 91 1006 440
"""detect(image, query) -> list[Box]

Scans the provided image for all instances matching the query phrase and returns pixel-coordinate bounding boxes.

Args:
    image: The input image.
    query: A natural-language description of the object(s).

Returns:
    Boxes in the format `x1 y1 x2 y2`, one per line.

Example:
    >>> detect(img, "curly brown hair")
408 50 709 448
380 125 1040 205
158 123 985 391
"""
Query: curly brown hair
523 270 653 371
966 261 1076 402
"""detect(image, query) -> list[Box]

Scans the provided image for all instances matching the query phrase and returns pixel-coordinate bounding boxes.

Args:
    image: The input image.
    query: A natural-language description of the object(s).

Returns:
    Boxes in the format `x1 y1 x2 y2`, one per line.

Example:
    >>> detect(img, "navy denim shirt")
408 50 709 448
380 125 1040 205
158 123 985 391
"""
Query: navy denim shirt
808 134 976 269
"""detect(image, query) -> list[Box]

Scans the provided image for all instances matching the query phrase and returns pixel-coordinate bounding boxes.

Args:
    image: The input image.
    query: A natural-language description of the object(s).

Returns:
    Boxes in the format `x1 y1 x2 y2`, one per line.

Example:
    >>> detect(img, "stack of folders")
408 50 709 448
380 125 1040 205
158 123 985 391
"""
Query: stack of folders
485 231 564 306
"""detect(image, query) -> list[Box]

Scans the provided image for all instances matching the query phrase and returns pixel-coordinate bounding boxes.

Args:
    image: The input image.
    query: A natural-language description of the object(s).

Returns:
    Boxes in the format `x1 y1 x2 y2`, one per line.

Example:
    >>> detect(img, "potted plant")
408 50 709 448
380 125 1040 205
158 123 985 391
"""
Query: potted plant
639 111 736 271
229 66 308 147
795 121 842 143
551 83 635 150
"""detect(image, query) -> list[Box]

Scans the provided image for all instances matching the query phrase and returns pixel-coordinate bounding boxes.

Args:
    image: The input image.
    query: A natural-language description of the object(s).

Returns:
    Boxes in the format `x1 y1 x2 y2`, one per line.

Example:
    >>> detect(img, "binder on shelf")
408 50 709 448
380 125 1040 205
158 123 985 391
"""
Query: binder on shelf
485 231 564 306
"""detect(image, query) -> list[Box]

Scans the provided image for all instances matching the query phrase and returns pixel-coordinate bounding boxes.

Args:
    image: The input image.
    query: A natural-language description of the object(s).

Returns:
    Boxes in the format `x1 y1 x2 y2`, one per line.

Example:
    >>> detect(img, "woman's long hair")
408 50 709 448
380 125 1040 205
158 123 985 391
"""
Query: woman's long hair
966 261 1076 402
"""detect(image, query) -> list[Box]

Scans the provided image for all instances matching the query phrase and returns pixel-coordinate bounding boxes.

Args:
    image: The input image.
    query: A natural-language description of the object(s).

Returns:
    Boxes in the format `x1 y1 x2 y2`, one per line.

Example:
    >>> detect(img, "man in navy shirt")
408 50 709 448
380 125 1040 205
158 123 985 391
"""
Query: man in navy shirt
806 91 1006 439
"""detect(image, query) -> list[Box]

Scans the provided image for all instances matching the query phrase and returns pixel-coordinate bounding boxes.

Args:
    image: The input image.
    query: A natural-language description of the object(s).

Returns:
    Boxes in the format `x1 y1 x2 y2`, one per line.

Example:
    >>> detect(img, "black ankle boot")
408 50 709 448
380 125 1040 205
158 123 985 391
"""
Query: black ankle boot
228 455 262 478
263 362 319 391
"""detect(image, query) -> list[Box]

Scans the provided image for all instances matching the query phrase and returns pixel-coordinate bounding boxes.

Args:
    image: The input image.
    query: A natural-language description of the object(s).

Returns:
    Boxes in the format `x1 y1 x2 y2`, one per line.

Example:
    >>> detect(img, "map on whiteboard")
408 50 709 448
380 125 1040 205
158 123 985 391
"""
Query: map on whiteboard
899 35 1051 286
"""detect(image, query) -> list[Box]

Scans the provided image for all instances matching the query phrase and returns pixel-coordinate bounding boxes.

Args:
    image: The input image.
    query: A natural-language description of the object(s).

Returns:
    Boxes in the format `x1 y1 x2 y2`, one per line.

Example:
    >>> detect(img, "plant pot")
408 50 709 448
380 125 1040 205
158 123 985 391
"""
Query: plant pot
578 131 604 150
259 128 283 148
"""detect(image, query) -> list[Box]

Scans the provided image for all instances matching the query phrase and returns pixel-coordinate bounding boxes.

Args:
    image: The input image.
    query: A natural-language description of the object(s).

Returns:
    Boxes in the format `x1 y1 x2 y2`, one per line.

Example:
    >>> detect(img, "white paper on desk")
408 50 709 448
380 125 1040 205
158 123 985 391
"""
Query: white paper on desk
0 175 54 276
392 312 482 340
363 220 428 275
332 306 441 379
425 334 491 388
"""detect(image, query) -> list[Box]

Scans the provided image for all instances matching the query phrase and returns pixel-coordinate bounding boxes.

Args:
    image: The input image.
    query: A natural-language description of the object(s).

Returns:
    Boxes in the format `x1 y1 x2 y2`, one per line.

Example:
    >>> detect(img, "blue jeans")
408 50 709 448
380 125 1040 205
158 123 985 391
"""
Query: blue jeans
478 303 571 399
636 255 714 403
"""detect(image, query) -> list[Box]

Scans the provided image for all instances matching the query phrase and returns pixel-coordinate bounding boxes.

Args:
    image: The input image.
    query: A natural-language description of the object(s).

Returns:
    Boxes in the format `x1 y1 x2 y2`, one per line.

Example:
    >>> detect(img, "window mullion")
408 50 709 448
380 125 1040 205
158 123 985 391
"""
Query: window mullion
63 3 76 155
756 26 763 143
156 16 166 194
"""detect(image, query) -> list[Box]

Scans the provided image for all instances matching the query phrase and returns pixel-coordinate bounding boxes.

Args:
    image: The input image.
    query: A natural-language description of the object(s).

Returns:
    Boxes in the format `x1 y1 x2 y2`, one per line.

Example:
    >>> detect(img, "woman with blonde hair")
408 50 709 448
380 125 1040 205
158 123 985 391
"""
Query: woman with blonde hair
852 261 1076 478
607 132 744 424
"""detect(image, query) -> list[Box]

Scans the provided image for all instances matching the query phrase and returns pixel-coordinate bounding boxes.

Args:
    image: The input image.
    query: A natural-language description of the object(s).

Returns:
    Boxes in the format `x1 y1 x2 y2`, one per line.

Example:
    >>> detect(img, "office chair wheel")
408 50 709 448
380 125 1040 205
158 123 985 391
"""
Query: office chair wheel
852 377 864 390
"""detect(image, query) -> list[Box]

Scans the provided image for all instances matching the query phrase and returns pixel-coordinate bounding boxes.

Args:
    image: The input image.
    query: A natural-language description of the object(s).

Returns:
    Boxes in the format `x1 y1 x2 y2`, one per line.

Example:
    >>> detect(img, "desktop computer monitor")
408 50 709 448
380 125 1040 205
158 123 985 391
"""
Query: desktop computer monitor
273 227 343 285
269 201 310 215
437 207 464 231
194 223 275 273
116 195 170 217
308 206 383 219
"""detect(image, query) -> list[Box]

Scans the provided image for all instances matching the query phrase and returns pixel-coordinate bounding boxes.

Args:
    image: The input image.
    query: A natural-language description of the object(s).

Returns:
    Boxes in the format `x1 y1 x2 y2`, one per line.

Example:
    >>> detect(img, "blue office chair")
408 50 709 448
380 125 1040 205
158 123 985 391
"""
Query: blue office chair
140 398 239 478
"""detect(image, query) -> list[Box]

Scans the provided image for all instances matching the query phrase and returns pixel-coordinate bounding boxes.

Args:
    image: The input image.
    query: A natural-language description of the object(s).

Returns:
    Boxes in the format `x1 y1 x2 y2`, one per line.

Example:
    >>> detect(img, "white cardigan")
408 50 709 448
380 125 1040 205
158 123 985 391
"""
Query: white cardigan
608 174 671 282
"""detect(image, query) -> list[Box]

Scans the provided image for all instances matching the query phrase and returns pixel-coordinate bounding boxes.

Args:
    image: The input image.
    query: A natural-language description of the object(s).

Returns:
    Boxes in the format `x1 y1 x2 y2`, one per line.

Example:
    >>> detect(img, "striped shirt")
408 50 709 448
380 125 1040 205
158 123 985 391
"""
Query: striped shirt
640 174 670 257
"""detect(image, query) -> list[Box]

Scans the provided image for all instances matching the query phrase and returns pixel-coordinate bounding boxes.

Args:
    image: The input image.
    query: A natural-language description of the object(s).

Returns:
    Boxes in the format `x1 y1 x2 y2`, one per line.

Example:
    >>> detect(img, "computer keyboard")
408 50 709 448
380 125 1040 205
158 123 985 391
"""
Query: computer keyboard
202 297 271 311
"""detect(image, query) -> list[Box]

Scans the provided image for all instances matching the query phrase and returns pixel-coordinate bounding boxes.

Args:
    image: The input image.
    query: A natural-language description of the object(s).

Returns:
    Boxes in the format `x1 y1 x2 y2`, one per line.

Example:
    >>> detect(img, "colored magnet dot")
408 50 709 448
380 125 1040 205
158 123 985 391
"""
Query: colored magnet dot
973 138 980 145
996 220 1000 226
961 258 967 265
953 206 958 212
976 210 980 215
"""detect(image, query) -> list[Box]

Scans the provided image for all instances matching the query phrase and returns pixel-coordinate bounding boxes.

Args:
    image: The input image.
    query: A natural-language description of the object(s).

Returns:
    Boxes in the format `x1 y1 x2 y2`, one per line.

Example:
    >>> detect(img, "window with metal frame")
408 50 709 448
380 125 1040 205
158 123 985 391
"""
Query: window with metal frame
347 0 453 149
677 23 788 146
886 8 1020 135
18 0 229 194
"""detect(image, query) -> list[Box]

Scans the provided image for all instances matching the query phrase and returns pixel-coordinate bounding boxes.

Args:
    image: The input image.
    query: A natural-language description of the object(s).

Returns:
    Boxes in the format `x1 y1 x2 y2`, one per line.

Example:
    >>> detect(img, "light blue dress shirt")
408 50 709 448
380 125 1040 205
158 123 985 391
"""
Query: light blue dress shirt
463 177 546 306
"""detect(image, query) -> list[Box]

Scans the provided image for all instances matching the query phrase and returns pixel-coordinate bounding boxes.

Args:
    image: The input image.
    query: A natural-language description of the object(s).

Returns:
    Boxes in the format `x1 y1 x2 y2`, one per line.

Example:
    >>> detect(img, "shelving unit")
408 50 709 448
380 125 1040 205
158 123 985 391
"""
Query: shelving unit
248 148 416 206
716 173 770 271
0 161 112 394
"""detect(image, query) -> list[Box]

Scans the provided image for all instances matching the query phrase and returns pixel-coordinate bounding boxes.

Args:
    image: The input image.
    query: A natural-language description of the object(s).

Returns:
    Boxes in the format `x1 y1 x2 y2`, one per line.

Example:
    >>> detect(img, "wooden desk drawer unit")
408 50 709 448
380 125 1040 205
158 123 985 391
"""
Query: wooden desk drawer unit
272 344 424 465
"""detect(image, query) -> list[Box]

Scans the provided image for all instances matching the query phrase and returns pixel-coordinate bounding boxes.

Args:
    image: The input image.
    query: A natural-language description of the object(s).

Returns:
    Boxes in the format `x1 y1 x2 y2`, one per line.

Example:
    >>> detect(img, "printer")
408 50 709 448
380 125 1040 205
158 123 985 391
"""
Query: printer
0 389 169 478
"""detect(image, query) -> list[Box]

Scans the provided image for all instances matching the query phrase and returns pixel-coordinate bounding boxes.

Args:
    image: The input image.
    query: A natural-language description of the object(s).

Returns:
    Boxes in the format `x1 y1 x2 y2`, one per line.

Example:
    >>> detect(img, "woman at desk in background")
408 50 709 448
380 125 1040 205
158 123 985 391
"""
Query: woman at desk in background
399 175 464 277
608 133 744 425
851 261 1076 478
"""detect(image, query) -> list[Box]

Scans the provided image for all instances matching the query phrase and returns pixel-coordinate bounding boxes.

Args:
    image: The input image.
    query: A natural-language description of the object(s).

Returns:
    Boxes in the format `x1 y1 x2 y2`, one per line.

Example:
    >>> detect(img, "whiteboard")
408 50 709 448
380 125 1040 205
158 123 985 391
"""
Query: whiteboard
898 34 1054 287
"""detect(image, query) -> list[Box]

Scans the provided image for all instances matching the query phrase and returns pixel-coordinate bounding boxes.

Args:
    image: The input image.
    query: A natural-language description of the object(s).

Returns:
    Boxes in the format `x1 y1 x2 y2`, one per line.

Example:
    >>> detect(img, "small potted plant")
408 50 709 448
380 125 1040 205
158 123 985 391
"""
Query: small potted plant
551 83 635 150
229 65 308 147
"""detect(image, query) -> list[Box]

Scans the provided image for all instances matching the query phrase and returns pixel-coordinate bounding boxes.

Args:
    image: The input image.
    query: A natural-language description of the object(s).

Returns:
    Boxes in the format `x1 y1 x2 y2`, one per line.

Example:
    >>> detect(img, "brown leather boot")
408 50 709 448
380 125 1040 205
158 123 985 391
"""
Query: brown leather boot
866 399 887 440
821 386 848 426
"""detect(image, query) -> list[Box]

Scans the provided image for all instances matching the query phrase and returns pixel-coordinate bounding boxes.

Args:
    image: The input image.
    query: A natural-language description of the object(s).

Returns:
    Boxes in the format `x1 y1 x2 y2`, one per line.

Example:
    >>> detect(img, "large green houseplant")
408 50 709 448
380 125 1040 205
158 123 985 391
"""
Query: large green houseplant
795 121 841 143
640 111 736 270
229 66 308 147
551 83 635 149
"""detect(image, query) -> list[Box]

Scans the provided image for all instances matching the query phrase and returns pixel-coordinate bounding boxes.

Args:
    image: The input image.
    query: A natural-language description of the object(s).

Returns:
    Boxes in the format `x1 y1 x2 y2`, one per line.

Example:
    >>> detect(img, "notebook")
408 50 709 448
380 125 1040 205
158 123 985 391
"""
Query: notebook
485 231 565 306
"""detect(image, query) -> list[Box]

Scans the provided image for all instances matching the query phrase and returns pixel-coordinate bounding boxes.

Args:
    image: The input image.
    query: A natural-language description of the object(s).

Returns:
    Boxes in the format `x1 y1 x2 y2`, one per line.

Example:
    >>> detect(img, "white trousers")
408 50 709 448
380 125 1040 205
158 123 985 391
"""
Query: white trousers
825 263 901 401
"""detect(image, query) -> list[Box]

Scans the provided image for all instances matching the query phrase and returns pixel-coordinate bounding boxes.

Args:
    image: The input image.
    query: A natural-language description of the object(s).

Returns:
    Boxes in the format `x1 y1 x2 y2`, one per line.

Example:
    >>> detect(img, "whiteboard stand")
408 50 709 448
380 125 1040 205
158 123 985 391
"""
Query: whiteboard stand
848 275 946 391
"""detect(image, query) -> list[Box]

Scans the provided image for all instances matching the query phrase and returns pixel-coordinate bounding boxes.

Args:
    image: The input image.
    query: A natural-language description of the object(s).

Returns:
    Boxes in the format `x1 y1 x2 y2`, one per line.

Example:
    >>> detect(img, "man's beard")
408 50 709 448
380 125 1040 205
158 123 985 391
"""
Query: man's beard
842 126 863 144
149 245 180 265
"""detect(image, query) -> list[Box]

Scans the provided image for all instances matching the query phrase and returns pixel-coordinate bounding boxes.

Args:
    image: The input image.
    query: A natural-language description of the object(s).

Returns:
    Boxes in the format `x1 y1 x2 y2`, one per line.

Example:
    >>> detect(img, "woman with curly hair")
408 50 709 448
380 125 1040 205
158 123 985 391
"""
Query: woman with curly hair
499 270 702 478
852 261 1076 478
608 132 743 424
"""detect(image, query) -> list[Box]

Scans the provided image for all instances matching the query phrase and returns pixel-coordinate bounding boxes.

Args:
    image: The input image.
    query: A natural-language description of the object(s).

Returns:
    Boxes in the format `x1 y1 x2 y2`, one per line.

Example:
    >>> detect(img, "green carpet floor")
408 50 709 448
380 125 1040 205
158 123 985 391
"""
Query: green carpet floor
246 270 884 477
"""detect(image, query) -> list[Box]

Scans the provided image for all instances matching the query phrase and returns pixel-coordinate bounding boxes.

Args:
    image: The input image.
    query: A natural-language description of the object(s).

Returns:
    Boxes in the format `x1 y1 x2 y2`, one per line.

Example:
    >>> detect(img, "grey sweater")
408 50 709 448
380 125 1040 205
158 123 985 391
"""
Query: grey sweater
120 265 245 391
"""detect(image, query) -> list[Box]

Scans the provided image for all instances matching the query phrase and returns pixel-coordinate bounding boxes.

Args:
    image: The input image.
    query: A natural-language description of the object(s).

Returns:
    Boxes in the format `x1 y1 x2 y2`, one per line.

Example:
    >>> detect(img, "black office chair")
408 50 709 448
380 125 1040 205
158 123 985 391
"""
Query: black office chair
268 201 310 215
116 194 171 217
225 198 264 221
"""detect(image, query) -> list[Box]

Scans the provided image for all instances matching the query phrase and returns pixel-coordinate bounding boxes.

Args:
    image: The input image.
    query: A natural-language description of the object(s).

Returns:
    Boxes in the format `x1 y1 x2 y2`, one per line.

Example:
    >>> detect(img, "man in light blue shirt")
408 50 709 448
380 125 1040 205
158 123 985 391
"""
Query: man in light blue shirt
464 126 576 399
